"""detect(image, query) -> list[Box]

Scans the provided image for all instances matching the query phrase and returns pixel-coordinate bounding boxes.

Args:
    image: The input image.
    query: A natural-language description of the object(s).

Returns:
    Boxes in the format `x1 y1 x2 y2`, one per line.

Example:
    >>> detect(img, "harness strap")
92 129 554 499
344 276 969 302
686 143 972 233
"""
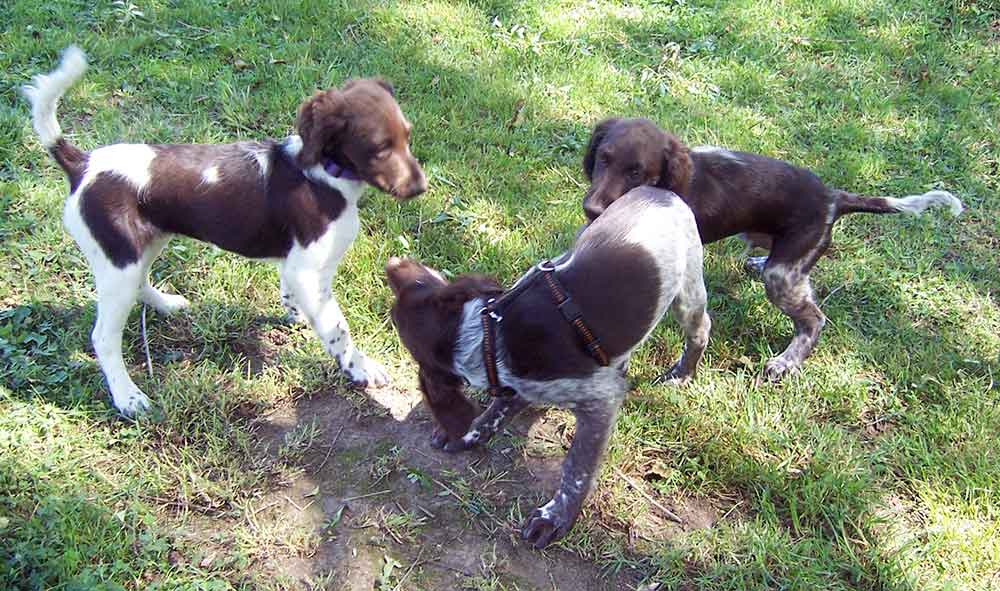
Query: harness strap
538 264 610 367
480 299 516 398
478 259 611 398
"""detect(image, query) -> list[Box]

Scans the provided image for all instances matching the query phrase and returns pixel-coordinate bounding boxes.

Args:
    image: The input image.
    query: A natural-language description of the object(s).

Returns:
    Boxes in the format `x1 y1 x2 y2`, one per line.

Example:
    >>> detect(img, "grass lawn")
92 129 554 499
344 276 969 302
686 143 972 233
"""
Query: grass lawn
2 0 999 589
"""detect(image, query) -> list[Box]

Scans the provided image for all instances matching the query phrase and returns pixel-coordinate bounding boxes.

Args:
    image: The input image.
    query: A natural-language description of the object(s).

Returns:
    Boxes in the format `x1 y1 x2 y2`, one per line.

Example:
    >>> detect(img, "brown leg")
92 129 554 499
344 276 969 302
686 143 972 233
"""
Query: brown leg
443 393 531 452
418 369 480 449
760 227 831 380
522 395 623 549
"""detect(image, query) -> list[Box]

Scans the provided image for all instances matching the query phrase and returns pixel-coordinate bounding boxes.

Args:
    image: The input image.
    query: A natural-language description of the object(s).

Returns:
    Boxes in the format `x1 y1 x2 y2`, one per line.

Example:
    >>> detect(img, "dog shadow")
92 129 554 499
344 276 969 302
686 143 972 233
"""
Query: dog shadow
0 298 302 413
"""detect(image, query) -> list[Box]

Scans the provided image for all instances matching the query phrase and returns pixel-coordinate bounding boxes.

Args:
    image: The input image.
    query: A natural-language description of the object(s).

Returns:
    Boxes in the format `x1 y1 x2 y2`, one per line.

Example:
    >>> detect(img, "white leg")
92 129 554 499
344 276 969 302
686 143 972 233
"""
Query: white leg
279 274 306 324
136 237 189 314
93 263 150 415
64 192 155 416
281 265 389 386
140 283 190 315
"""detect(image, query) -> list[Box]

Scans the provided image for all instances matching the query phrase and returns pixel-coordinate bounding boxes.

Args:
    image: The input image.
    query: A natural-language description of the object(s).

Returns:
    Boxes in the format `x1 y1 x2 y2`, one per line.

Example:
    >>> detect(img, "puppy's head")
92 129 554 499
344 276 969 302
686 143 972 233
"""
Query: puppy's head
581 117 692 222
296 79 427 199
386 257 500 370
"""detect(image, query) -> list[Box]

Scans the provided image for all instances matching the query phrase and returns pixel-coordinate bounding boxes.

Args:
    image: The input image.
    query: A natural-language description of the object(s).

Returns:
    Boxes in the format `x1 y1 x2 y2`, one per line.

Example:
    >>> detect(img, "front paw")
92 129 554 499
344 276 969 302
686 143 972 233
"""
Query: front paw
430 425 450 449
744 255 768 276
655 360 693 386
762 356 798 382
112 390 151 418
342 353 390 387
429 425 479 452
442 428 482 453
522 500 575 550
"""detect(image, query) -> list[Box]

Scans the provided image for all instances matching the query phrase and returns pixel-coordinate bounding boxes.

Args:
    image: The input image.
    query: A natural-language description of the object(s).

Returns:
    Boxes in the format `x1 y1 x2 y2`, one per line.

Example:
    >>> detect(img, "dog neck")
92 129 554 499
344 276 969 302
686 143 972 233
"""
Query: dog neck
322 158 360 181
453 297 497 391
281 135 365 203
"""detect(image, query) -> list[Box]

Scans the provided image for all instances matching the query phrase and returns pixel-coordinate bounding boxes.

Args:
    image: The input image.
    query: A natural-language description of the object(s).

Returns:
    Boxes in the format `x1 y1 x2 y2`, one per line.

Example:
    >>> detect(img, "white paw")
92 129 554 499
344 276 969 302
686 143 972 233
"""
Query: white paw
343 353 390 387
112 390 151 417
284 307 307 325
158 293 191 314
763 356 799 382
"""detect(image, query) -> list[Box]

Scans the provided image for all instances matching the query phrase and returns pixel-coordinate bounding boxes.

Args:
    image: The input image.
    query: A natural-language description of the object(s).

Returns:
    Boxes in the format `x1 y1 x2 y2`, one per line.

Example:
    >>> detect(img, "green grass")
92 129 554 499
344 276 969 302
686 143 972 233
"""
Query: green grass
2 0 999 589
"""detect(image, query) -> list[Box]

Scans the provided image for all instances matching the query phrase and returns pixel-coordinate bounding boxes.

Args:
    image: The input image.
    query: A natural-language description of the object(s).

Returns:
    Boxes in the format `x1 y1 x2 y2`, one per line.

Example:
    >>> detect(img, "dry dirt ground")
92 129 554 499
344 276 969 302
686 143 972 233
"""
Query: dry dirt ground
173 363 723 591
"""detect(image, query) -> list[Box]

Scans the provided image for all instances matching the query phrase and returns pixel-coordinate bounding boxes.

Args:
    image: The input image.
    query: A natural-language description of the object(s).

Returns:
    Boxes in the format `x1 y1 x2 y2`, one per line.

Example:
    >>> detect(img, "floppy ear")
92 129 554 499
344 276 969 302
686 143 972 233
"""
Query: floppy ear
436 275 502 310
295 89 346 167
658 132 693 194
583 118 621 180
342 78 395 96
372 78 395 96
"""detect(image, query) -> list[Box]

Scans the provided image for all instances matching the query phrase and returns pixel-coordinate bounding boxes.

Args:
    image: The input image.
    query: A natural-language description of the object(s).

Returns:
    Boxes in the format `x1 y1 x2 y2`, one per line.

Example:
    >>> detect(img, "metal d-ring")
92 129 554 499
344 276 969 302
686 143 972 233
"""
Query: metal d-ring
480 297 503 322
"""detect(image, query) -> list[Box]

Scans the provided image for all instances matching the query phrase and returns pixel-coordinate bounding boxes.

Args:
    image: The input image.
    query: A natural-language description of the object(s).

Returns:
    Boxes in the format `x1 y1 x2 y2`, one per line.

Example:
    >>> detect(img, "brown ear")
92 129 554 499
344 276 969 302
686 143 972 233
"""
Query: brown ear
295 89 346 167
436 275 502 309
659 132 693 194
372 78 395 96
583 118 621 180
342 78 395 96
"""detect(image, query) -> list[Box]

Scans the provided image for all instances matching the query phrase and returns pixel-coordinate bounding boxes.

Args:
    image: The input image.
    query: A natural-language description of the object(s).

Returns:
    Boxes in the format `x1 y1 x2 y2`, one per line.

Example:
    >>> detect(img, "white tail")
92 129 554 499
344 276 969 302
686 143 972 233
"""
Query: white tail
21 46 88 148
885 190 964 217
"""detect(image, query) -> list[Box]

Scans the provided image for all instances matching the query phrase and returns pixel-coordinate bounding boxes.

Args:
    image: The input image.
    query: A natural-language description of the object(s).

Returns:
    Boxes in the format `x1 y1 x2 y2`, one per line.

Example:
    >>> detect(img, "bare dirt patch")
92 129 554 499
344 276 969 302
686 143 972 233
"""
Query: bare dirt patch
179 386 728 590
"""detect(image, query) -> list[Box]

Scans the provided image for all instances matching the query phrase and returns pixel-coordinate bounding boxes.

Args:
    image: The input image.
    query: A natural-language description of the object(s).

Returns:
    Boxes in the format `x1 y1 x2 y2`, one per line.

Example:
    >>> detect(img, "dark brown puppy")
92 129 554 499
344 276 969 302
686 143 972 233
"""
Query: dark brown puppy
23 46 426 415
388 187 709 549
581 117 963 380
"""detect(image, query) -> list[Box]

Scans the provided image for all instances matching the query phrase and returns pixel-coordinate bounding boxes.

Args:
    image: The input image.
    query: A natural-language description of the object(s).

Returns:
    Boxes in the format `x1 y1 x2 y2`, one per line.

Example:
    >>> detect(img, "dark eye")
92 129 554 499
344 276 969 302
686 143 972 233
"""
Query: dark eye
372 144 391 159
629 166 641 179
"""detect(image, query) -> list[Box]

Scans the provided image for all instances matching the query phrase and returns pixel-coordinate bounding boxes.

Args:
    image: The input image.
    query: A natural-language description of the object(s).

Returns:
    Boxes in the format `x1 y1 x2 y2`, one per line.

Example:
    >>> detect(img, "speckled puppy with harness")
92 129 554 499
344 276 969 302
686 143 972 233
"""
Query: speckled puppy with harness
386 186 709 549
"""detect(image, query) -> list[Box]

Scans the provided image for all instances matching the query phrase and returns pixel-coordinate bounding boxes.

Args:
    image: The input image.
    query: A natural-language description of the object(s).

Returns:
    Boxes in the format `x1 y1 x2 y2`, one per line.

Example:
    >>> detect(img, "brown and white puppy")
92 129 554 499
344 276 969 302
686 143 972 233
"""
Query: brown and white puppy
581 117 963 380
387 186 710 549
23 46 426 416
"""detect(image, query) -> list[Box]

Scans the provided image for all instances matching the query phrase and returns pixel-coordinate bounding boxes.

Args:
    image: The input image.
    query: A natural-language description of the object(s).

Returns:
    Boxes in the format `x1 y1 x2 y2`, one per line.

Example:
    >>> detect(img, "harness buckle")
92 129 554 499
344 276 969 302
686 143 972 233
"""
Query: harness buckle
536 260 557 273
585 340 605 358
556 296 582 323
480 298 503 322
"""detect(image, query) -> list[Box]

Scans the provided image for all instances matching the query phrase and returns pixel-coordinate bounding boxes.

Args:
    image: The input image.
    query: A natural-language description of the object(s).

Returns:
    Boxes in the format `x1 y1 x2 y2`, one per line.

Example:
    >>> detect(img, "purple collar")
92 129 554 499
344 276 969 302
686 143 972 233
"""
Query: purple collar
323 159 361 181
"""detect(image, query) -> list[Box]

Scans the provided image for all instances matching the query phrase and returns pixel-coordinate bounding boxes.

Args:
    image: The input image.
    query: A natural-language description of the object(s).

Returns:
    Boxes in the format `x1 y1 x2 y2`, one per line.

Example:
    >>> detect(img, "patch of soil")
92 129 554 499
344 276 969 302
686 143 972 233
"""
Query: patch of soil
188 388 729 590
232 325 290 374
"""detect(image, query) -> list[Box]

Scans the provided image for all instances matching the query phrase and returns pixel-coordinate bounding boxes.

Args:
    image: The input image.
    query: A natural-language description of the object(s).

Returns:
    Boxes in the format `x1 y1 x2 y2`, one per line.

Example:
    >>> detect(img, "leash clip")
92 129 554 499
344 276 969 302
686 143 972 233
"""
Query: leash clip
480 298 503 322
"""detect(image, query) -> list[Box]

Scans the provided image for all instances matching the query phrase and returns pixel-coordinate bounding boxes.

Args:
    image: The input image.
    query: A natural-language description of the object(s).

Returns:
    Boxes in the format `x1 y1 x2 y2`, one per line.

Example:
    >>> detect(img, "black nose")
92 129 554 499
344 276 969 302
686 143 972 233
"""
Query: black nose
396 162 428 199
409 174 428 197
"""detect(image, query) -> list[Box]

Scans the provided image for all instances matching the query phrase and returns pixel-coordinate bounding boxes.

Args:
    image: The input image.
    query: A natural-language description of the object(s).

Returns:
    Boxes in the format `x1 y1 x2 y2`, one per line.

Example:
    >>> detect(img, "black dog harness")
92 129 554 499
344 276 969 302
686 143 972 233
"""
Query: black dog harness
479 260 610 398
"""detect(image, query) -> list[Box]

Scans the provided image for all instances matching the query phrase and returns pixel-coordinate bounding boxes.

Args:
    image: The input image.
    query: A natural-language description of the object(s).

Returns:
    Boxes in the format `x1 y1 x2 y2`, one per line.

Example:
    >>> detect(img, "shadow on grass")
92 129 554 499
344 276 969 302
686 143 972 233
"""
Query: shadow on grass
0 458 178 590
0 300 298 412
